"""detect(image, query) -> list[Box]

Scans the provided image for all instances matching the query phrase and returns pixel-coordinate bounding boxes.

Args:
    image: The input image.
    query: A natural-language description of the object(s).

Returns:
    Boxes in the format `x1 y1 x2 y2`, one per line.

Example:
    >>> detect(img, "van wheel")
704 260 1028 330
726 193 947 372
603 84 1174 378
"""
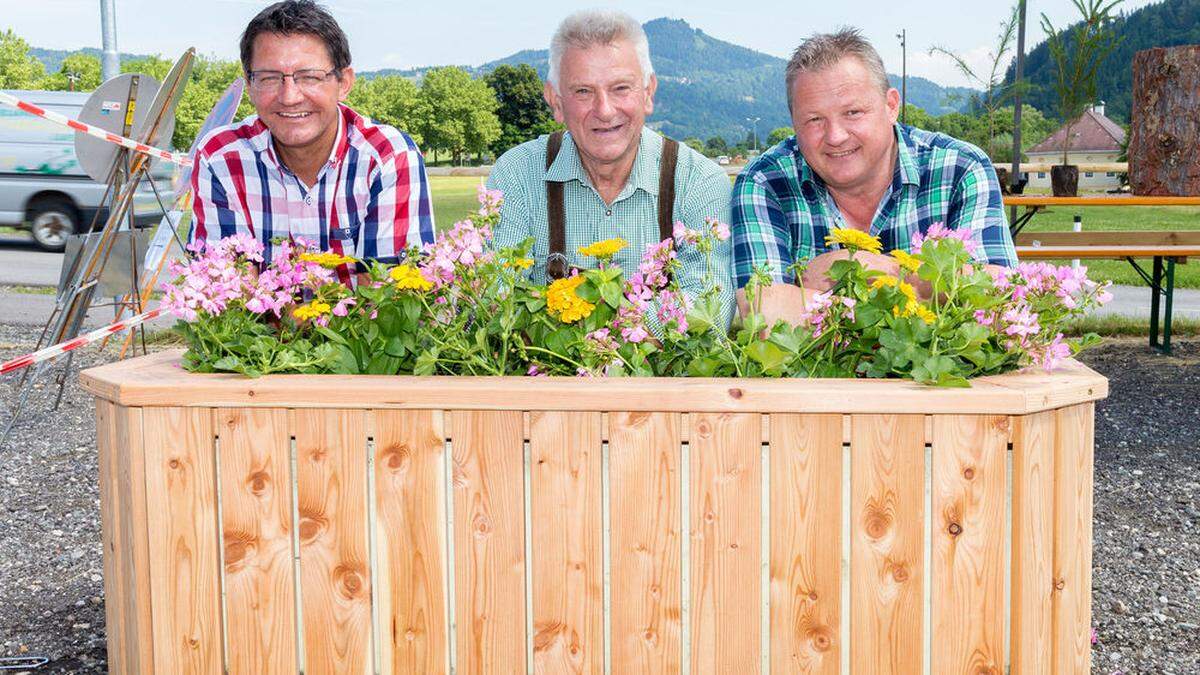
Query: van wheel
28 197 79 252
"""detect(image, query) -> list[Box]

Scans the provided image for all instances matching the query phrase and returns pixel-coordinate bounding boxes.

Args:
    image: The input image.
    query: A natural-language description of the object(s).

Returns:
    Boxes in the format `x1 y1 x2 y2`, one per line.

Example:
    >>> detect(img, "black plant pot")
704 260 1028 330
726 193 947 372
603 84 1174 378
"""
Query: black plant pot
1051 165 1079 197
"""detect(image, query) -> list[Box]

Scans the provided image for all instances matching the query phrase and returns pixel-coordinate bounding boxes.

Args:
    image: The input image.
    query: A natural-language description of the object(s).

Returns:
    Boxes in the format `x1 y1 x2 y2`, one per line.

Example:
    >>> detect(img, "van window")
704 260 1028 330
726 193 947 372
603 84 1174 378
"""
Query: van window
0 105 79 144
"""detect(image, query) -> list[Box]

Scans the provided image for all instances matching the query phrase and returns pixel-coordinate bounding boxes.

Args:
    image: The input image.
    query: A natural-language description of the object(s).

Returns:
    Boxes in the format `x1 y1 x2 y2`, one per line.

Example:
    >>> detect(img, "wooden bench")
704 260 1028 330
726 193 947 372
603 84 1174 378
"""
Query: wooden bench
1014 231 1200 353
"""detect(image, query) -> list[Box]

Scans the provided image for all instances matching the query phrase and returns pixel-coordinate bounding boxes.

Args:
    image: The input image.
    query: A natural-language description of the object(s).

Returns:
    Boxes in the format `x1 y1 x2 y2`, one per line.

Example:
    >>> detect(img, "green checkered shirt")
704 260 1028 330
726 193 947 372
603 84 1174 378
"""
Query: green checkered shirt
487 127 735 329
731 124 1017 287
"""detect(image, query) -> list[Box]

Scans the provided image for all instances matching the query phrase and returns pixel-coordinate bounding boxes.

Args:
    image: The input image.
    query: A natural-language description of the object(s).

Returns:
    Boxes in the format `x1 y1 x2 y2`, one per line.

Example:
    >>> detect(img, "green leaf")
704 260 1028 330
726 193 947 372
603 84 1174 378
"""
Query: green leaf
414 349 439 376
384 336 407 357
376 305 402 337
598 280 623 308
745 341 788 372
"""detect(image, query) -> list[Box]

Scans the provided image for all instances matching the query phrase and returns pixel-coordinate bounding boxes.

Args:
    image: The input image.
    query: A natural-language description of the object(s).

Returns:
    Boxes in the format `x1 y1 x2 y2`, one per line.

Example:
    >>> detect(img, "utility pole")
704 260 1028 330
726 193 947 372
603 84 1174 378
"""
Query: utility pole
901 29 907 124
745 116 761 154
100 0 120 82
1010 0 1027 198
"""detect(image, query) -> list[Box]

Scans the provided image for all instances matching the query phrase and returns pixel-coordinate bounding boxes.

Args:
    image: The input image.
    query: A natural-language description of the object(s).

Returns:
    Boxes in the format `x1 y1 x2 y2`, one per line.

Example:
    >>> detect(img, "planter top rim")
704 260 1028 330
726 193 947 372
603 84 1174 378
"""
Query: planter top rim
79 349 1108 415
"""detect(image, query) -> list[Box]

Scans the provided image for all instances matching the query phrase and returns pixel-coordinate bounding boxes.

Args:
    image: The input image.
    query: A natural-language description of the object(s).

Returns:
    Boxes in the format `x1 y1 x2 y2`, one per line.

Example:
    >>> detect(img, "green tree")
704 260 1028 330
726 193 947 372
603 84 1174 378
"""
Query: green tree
347 75 423 145
41 53 101 91
483 64 558 156
766 126 792 147
122 55 174 82
683 137 705 154
704 136 728 156
0 29 45 88
415 66 500 164
169 56 254 150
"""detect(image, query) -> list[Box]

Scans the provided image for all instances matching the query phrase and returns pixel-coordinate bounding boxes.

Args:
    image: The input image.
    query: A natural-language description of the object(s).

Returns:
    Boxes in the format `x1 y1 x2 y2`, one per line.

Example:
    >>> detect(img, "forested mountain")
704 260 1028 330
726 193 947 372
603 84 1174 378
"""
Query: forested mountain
1006 0 1200 123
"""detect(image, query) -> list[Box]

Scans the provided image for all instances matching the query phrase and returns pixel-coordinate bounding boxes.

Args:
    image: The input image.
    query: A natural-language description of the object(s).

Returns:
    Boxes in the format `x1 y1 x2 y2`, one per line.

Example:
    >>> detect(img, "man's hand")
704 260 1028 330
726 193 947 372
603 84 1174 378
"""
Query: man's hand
800 250 900 291
737 284 822 327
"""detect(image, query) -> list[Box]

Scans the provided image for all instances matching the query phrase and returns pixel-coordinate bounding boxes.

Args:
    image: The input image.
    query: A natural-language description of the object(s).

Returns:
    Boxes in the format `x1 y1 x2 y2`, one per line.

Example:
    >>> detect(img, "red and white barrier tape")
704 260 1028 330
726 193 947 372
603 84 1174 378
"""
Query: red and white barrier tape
0 308 163 376
0 91 192 168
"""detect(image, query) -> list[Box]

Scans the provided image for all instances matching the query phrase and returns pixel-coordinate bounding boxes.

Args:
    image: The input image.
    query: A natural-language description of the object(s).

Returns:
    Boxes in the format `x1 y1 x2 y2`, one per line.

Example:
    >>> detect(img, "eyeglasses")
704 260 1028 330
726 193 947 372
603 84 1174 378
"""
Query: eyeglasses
248 69 339 93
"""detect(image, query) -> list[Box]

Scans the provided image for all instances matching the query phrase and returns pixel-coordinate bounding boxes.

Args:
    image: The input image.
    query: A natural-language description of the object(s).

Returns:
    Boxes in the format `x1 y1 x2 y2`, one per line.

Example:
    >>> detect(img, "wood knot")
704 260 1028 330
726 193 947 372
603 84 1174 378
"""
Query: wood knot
891 563 910 583
382 444 410 471
948 522 963 537
223 532 256 569
1054 578 1066 591
246 471 270 495
472 514 491 538
298 515 326 543
335 563 367 600
808 591 819 601
962 467 975 480
695 420 713 438
729 542 739 550
809 626 834 652
863 506 892 540
642 629 657 644
728 388 743 400
168 458 181 470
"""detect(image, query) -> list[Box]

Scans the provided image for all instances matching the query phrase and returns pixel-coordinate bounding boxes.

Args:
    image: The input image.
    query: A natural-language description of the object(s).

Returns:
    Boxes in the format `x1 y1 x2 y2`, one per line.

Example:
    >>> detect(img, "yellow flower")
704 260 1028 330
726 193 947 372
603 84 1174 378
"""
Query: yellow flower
389 264 433 292
892 300 936 324
890 249 921 273
871 275 917 304
825 228 882 254
300 252 356 268
545 275 595 323
292 300 331 321
504 257 534 270
578 238 628 259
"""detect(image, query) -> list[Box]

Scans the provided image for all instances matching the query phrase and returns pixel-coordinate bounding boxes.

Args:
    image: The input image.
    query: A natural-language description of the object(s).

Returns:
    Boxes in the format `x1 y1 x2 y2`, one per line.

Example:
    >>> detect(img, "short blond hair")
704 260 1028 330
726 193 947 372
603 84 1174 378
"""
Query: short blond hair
785 27 889 111
547 10 654 90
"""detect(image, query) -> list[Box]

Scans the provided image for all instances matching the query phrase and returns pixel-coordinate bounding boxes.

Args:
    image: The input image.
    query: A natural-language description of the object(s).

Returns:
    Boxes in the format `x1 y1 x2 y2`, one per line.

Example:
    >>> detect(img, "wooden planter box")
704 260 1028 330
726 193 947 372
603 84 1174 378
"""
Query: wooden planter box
82 349 1107 674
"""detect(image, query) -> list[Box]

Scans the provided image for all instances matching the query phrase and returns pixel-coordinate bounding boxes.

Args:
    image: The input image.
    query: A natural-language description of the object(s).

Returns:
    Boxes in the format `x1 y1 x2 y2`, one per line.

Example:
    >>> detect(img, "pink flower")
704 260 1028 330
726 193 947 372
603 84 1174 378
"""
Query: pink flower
911 222 980 257
706 216 731 241
331 297 357 317
527 365 545 377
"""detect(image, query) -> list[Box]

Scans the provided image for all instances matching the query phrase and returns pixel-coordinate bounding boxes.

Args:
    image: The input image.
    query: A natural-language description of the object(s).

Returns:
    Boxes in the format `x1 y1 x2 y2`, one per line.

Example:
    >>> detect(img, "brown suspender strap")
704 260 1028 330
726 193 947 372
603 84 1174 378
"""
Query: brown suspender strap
544 132 679 281
657 138 679 243
545 131 568 280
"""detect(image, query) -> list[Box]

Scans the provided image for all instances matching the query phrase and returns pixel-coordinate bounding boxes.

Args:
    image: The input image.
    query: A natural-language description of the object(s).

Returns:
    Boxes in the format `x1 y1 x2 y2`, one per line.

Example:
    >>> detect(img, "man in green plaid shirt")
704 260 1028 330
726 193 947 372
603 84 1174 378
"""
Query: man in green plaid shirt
731 28 1016 325
487 10 735 329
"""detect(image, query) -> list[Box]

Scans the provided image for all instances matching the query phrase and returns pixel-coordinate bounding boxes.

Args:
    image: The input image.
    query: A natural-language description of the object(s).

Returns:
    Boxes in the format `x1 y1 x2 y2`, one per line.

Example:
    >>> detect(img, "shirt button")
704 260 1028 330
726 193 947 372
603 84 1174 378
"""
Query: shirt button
305 195 313 205
605 209 612 217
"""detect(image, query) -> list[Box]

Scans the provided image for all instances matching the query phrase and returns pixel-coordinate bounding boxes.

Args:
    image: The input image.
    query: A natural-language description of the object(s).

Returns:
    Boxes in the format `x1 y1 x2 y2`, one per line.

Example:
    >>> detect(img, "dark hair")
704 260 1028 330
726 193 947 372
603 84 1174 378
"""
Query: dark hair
240 1 351 75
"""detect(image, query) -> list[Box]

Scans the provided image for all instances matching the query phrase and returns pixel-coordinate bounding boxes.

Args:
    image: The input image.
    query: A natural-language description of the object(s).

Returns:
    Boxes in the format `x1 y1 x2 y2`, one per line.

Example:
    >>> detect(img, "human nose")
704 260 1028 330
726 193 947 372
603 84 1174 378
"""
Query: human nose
824 118 851 146
277 76 305 105
592 89 617 119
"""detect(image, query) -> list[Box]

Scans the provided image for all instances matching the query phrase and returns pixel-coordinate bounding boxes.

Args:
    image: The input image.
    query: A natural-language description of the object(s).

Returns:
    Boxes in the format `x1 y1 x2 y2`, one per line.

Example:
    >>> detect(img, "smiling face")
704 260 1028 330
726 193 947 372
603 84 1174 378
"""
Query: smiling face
789 56 900 195
544 39 656 174
247 32 354 160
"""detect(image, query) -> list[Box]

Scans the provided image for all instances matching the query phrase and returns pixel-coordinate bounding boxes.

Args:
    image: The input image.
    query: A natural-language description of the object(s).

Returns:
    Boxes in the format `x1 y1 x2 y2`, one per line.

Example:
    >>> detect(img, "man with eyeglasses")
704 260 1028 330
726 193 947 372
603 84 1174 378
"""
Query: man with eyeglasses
486 9 735 330
189 0 435 285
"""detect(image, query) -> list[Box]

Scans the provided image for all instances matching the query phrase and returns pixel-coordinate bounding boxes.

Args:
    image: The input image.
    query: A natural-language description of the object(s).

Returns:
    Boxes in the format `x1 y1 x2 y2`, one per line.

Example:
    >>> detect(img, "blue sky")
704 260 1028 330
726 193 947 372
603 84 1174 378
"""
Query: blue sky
6 0 1157 87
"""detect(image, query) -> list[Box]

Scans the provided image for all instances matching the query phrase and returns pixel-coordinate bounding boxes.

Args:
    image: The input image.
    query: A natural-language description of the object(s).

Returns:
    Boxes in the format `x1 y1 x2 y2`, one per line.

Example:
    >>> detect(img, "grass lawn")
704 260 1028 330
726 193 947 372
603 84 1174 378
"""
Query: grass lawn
429 175 488 231
1017 203 1200 288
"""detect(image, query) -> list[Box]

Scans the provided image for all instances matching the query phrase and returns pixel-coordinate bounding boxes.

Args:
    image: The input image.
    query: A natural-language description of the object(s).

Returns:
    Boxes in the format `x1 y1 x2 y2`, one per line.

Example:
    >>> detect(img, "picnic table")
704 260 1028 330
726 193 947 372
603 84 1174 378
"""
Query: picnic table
1005 196 1200 354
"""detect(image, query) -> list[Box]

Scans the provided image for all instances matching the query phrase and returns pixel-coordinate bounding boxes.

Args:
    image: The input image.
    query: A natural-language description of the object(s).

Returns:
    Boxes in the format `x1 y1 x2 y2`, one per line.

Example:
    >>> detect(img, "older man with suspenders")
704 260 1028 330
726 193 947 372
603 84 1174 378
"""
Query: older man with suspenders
487 9 735 328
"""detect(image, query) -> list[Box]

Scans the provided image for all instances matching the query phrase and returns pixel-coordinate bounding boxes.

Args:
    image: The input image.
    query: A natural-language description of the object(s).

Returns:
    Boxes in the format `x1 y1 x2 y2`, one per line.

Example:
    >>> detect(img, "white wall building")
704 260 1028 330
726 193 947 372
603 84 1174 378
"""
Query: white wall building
1025 103 1125 191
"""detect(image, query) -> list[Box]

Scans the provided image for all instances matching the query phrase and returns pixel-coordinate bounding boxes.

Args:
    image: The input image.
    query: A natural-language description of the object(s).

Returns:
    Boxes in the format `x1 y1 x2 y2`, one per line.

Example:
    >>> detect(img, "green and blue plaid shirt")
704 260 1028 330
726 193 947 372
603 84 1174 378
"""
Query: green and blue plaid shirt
487 127 735 328
731 124 1017 287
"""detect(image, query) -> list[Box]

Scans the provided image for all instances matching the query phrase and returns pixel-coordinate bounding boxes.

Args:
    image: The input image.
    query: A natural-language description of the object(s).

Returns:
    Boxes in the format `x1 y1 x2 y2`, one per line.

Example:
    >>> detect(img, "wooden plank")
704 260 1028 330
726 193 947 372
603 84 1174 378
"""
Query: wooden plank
529 411 604 674
80 351 1108 416
1004 195 1200 206
1012 411 1056 674
1016 244 1200 260
114 405 155 673
216 408 298 674
769 414 842 674
293 409 372 675
142 407 222 674
451 410 527 673
94 399 129 675
373 409 448 674
930 415 1007 674
1052 403 1095 674
689 412 762 673
608 412 682 672
1015 230 1200 247
850 414 924 675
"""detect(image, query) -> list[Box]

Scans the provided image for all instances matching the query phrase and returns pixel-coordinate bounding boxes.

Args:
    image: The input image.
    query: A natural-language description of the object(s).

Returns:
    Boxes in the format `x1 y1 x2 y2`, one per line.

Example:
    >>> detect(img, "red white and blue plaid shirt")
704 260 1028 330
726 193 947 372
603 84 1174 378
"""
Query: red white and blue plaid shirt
189 104 435 284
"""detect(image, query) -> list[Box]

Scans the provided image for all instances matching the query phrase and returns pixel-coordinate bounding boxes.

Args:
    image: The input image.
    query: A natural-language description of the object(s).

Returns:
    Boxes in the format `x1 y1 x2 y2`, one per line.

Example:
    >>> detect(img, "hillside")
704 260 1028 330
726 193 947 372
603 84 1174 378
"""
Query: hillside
1007 0 1200 123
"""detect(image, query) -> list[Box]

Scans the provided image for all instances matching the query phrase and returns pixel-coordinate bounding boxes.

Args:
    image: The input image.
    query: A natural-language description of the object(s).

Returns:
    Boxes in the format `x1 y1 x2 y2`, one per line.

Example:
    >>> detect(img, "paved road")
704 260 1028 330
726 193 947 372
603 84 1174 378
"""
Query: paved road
0 233 63 287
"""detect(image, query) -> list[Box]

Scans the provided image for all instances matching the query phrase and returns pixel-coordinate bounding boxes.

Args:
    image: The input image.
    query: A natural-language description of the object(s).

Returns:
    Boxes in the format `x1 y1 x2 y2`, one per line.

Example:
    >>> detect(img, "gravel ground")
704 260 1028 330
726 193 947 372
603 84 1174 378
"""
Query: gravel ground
0 326 1196 673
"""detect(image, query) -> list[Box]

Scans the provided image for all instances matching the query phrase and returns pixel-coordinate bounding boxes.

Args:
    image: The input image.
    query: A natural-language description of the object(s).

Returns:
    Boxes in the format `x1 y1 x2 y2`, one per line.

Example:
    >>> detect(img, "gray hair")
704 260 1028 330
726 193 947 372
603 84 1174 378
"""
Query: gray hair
547 9 654 90
785 27 890 112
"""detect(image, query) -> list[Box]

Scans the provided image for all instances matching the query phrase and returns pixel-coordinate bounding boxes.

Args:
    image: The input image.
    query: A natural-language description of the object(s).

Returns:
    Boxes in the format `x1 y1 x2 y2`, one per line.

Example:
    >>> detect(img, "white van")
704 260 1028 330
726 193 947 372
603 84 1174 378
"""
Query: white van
0 89 167 251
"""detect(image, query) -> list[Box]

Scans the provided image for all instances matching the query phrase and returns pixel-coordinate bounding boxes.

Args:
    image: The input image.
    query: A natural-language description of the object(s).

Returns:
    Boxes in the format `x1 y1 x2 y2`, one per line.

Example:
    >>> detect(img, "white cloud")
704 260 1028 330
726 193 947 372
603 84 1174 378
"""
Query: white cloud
908 44 999 89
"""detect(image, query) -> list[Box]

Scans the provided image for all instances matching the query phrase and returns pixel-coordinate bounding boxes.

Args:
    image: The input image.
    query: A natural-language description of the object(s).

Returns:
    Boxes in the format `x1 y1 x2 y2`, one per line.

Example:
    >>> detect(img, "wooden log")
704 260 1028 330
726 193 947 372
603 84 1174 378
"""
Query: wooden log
217 408 298 674
293 409 373 675
689 413 762 673
451 411 527 673
529 411 604 674
608 412 683 672
768 414 842 674
373 410 449 674
1130 46 1200 196
850 414 924 674
142 408 222 674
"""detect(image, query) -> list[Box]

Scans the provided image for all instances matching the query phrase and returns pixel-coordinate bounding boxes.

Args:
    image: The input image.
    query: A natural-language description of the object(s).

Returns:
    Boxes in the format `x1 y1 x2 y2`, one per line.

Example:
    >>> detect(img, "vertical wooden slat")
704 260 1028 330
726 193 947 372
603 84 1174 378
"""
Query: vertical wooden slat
608 412 682 672
217 408 297 675
850 414 924 675
1012 411 1056 674
94 399 129 674
294 409 372 674
931 415 1007 674
769 413 841 674
114 404 155 673
1052 403 1094 674
142 407 222 674
529 411 604 674
689 412 762 673
452 410 527 673
373 409 448 674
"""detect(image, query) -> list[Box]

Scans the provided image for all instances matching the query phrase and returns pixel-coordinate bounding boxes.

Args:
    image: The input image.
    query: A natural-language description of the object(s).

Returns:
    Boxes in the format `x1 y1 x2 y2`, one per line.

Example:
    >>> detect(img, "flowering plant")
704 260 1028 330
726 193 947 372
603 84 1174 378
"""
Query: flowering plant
163 187 1110 385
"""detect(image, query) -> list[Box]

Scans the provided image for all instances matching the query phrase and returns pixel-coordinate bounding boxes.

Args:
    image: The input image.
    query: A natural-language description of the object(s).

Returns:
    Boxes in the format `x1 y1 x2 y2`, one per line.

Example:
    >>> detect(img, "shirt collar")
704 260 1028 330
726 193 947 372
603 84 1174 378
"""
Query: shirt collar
254 104 351 175
546 126 662 196
793 123 920 189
